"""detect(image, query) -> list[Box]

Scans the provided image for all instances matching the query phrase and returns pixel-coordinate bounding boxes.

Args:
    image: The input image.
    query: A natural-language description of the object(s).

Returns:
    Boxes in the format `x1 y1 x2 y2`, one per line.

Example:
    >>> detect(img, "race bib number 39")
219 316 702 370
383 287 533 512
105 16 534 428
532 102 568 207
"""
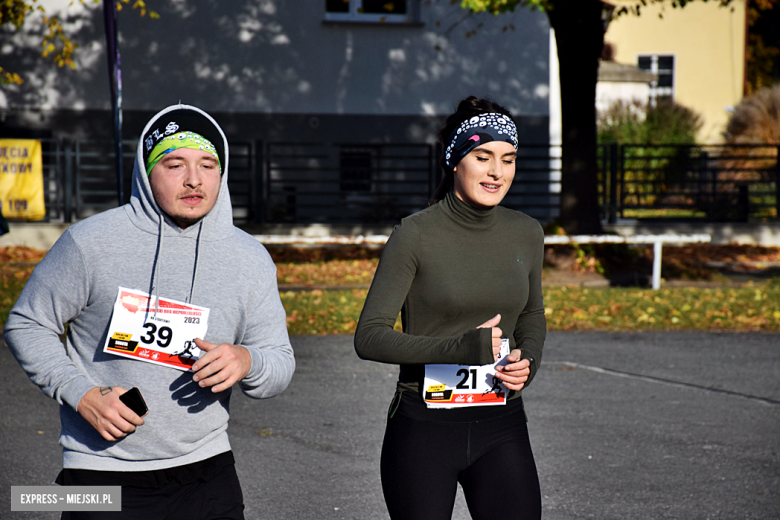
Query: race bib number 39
103 287 210 371
423 339 511 409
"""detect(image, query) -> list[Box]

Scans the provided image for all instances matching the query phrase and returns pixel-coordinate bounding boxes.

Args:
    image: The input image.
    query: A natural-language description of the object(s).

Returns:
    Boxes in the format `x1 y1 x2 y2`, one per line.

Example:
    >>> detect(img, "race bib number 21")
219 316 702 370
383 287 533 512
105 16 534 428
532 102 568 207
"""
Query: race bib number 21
103 287 210 371
423 339 511 409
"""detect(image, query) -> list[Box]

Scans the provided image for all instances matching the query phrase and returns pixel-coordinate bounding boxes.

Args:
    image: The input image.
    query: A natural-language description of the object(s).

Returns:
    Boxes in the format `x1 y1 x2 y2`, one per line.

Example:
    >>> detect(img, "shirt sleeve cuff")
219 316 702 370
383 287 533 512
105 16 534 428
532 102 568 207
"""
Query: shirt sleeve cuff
60 377 96 412
461 327 496 366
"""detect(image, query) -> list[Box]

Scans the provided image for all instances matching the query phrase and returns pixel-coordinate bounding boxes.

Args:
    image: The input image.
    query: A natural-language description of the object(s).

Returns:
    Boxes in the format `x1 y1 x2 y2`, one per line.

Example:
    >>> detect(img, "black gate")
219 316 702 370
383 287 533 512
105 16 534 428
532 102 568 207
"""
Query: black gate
606 144 780 222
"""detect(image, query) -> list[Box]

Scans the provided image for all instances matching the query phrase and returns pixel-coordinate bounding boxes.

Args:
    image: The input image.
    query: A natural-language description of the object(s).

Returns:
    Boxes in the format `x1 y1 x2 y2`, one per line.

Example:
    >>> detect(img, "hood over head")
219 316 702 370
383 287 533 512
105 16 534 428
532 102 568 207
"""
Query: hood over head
127 104 232 242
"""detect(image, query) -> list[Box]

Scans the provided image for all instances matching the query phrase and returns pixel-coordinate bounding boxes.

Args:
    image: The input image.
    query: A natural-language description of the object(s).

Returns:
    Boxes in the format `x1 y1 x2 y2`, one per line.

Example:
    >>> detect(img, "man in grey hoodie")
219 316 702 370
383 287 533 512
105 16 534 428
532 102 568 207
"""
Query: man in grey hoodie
4 104 295 519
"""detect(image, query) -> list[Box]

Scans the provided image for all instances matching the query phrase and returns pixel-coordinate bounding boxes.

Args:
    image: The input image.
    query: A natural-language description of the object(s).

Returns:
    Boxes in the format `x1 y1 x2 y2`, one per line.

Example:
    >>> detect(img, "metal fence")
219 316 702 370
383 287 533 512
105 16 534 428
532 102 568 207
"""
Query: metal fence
504 144 561 221
36 139 65 221
23 140 562 225
262 142 436 224
72 140 135 219
602 143 780 223
262 142 565 224
10 140 779 226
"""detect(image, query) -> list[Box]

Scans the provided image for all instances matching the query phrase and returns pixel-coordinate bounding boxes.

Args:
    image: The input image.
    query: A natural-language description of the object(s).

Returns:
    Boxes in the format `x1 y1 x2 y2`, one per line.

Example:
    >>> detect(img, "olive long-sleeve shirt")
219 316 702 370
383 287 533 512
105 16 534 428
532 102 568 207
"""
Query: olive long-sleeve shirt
354 190 546 396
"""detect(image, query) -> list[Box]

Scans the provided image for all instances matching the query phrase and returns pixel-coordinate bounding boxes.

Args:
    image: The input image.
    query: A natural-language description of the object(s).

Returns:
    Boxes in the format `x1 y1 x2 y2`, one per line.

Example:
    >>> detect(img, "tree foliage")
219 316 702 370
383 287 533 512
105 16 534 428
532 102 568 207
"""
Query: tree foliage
460 0 735 16
460 0 548 15
725 84 780 144
746 0 780 94
0 0 158 86
598 99 703 145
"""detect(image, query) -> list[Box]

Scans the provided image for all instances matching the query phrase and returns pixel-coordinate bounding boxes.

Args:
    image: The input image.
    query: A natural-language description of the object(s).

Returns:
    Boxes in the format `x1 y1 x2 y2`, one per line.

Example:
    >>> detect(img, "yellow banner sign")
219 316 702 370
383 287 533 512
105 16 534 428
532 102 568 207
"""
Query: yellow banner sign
0 139 46 220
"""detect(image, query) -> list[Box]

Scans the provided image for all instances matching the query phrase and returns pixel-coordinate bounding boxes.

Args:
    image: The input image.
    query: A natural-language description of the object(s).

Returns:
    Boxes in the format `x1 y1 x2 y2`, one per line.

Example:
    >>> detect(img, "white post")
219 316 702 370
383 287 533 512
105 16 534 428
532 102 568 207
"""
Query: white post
652 240 663 290
549 28 562 222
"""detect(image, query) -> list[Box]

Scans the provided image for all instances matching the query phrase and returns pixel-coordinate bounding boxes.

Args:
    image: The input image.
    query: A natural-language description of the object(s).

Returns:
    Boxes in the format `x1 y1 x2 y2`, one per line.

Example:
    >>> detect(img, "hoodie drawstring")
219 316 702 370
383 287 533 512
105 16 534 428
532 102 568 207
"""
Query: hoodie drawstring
149 213 203 313
188 221 204 304
151 212 164 316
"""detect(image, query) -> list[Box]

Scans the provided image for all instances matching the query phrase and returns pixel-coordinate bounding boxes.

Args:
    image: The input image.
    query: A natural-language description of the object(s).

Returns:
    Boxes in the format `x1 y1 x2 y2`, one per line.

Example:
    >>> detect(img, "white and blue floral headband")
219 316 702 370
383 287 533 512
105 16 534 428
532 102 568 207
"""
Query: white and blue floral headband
444 113 518 168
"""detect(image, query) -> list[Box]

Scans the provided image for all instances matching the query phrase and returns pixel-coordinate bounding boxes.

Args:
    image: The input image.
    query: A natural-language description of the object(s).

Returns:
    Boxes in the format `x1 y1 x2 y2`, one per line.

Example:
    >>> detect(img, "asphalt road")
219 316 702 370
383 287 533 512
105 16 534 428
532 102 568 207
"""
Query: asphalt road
2 331 779 519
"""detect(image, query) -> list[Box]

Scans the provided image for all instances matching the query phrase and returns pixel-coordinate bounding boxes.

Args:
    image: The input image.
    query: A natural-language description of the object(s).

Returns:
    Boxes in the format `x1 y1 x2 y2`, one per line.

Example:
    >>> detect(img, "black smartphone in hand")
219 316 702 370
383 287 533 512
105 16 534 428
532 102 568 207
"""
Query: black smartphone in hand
119 387 149 417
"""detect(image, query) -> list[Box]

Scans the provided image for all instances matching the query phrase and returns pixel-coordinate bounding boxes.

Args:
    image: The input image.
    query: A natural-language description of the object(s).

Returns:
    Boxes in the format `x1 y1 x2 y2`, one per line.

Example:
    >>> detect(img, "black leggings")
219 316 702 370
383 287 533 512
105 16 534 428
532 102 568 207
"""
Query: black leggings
380 391 541 520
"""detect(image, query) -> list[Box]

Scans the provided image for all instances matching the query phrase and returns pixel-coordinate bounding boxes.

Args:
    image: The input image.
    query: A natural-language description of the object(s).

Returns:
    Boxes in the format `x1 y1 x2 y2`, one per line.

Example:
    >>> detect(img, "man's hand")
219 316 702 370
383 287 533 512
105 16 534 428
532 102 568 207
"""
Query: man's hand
477 314 503 360
191 338 252 393
77 386 145 442
493 349 531 391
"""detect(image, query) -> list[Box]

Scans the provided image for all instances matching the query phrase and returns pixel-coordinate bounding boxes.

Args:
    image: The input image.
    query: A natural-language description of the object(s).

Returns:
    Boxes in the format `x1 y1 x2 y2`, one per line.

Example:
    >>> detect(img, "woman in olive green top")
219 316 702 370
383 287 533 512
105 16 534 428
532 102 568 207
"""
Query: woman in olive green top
355 97 545 520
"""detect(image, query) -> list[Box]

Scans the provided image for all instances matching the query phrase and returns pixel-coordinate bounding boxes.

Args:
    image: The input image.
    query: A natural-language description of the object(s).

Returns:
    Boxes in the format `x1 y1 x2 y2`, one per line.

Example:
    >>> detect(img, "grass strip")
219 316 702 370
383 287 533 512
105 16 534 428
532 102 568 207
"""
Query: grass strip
543 282 780 332
3 264 779 334
280 281 780 335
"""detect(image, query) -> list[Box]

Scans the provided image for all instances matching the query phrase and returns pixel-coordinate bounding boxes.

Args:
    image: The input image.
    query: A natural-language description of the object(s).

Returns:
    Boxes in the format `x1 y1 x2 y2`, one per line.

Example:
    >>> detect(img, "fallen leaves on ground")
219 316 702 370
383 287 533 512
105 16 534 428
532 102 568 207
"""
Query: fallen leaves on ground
543 281 780 332
545 244 780 281
660 244 780 279
0 246 47 263
276 259 378 286
0 248 47 324
279 289 402 335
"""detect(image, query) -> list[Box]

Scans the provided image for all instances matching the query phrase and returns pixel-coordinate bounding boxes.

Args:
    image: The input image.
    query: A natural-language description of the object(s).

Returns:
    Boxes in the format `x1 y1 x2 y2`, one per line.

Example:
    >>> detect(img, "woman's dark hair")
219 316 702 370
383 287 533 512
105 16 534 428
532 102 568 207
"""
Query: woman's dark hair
429 96 515 205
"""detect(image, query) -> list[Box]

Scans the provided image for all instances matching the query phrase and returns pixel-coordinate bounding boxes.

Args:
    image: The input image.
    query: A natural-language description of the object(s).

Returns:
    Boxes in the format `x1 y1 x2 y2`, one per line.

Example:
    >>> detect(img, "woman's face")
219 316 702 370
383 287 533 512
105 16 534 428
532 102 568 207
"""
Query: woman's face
453 140 516 210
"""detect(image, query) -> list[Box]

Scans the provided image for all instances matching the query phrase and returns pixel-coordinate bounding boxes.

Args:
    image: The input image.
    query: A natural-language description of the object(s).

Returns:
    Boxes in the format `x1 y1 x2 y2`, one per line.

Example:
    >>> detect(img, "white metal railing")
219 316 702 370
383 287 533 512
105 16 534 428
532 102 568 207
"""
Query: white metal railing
254 233 712 290
253 235 389 246
543 234 712 289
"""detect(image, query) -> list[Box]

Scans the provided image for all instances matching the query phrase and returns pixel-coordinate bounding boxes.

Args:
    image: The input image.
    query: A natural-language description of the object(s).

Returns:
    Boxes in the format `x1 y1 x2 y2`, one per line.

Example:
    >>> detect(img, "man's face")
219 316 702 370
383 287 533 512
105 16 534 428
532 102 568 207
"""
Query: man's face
149 147 221 228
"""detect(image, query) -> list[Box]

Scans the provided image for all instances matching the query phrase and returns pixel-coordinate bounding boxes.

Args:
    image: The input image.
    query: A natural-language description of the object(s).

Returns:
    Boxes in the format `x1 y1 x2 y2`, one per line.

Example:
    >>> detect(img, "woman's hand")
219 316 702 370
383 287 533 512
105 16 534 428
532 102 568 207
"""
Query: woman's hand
494 349 531 391
477 314 503 361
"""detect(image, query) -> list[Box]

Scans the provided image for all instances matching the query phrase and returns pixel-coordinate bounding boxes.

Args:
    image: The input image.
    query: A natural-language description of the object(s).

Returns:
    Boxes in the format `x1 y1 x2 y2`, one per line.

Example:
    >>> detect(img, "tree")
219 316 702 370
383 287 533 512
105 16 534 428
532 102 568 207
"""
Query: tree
461 0 736 234
746 0 780 94
0 0 157 86
725 84 780 144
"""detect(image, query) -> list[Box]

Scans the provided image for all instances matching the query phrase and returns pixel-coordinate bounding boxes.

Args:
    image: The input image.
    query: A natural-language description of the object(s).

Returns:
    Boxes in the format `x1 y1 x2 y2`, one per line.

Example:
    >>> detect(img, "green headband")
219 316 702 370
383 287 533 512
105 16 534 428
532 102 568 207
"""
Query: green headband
145 131 221 175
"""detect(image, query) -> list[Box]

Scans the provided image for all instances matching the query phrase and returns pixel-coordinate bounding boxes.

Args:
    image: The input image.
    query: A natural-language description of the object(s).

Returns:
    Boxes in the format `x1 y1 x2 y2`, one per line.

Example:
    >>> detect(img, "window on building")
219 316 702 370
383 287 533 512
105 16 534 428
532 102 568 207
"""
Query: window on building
637 54 675 104
339 147 374 192
326 0 413 23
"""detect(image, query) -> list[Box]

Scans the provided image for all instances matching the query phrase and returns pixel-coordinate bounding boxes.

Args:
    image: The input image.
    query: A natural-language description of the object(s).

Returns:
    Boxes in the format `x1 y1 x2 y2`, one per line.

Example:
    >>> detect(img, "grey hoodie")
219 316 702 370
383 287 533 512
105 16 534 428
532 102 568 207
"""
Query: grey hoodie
4 105 295 471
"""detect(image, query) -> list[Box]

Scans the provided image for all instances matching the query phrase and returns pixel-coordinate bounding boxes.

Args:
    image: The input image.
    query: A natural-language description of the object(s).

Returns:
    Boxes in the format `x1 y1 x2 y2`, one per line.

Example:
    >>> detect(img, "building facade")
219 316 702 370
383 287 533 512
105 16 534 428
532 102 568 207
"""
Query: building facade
604 0 747 143
1 1 554 227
